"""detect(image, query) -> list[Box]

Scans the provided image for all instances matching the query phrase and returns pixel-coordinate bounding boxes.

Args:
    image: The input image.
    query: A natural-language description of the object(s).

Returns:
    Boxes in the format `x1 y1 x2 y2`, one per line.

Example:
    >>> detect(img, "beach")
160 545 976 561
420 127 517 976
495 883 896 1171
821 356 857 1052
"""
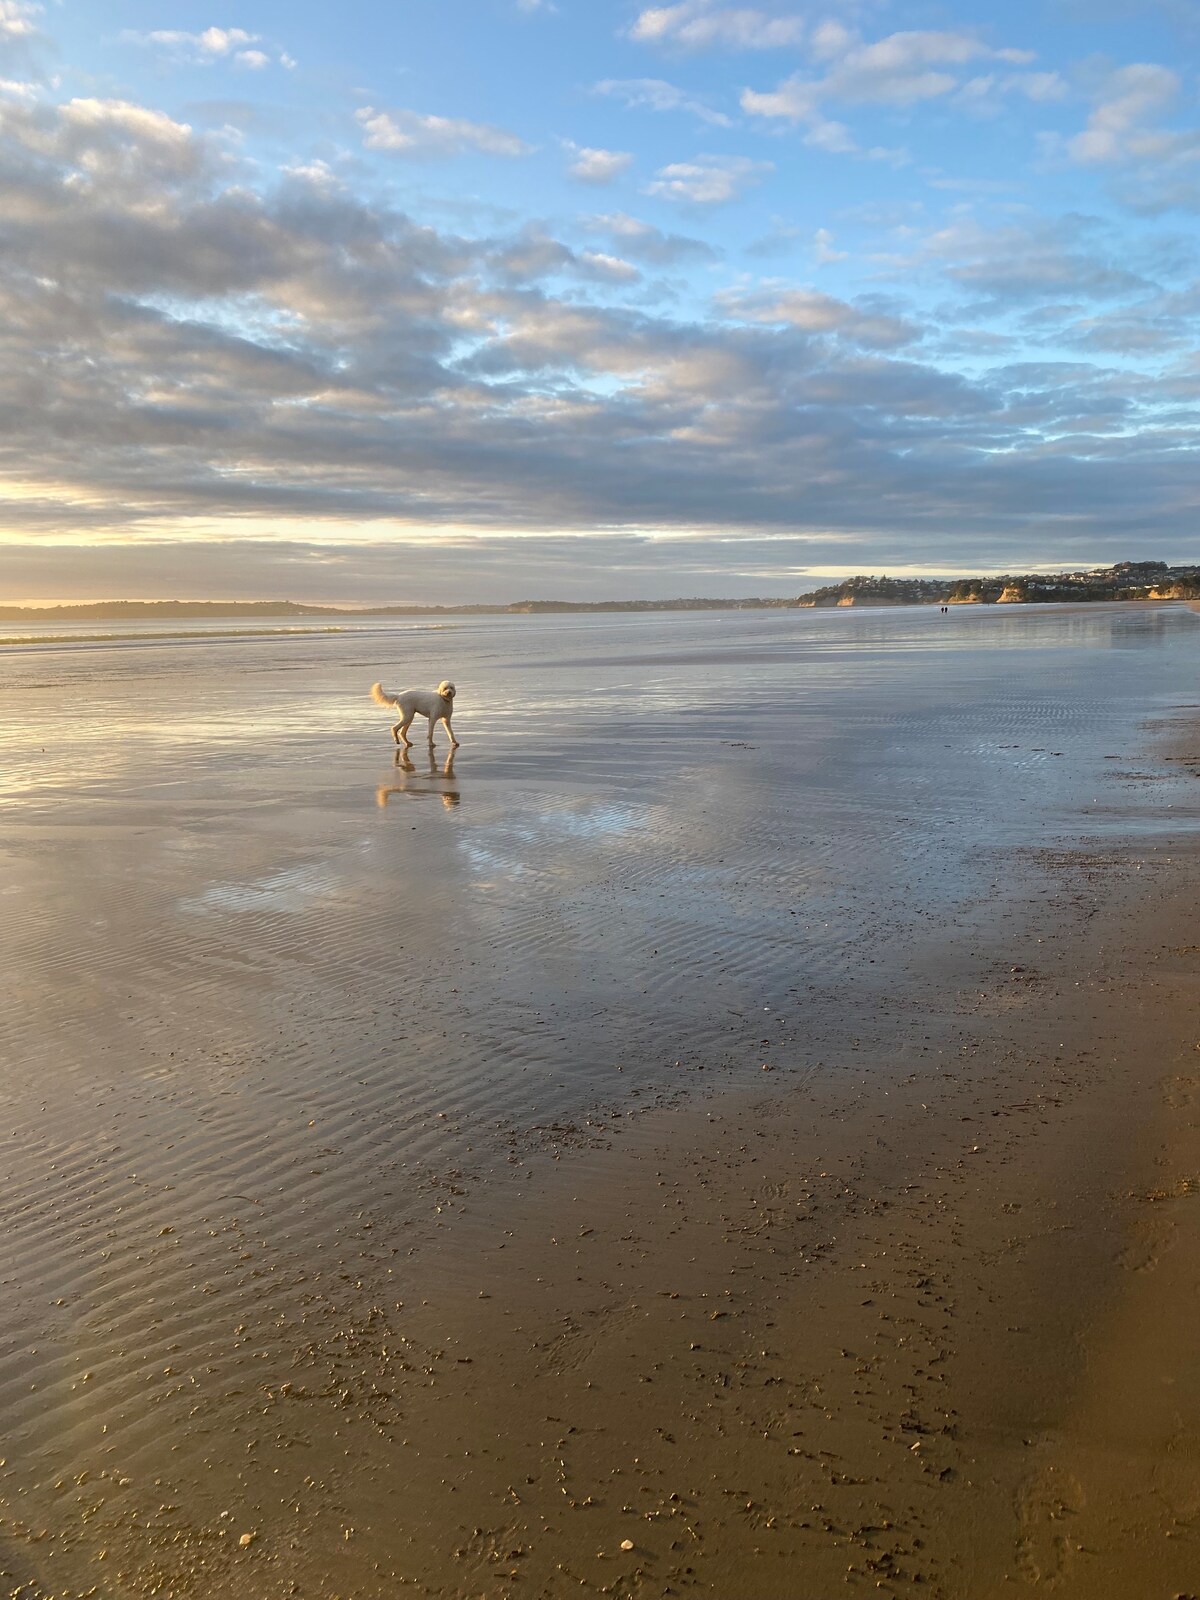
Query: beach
2 604 1199 1598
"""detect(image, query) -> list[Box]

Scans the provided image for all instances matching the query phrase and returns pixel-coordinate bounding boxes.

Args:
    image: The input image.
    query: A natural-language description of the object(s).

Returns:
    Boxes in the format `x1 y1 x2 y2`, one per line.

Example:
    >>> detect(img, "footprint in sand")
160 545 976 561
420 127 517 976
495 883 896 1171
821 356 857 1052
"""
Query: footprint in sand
535 1305 642 1376
1161 1073 1200 1112
1151 1433 1200 1531
758 1178 792 1203
1117 1208 1174 1273
1015 1464 1084 1585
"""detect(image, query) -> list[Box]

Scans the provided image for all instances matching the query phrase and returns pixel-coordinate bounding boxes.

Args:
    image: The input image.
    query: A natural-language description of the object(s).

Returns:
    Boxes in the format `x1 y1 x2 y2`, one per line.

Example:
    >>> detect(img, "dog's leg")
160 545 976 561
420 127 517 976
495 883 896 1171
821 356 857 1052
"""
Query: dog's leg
397 716 414 747
444 716 460 747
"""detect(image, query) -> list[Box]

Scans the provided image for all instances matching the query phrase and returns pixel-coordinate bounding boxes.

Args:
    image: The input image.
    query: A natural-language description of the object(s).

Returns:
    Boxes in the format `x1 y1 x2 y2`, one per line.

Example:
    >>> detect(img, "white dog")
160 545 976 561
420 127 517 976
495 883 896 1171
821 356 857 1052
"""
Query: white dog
370 680 459 748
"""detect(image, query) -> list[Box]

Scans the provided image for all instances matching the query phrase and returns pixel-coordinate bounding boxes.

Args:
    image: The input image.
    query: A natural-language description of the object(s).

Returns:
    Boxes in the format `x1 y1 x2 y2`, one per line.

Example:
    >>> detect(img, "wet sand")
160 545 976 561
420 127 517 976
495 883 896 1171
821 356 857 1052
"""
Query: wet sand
2 607 1200 1597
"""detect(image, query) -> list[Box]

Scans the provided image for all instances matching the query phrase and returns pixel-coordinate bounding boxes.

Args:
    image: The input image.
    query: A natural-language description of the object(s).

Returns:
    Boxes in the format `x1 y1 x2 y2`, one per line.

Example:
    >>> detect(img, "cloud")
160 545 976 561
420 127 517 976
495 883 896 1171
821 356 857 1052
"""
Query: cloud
593 77 733 127
742 26 1045 154
0 86 1199 591
743 219 800 258
745 30 992 116
0 0 42 68
581 212 719 265
1067 63 1192 164
897 215 1156 323
123 25 294 70
1045 62 1200 211
0 0 38 39
564 142 633 184
953 70 1068 115
717 285 918 347
813 227 847 264
577 250 641 283
1063 307 1192 354
282 157 341 187
645 153 771 204
489 224 640 284
629 2 804 51
356 105 532 158
0 96 210 193
145 25 255 56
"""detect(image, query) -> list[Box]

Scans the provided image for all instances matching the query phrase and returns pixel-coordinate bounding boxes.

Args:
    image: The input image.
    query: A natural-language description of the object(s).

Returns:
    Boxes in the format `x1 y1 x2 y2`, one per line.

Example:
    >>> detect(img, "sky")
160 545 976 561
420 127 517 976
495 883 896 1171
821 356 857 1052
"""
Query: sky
1 0 1199 602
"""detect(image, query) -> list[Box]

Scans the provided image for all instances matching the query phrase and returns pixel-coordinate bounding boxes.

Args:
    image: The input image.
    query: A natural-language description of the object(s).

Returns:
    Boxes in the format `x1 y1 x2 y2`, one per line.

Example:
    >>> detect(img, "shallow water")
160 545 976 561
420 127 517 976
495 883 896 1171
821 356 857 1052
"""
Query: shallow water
1 602 1198 1594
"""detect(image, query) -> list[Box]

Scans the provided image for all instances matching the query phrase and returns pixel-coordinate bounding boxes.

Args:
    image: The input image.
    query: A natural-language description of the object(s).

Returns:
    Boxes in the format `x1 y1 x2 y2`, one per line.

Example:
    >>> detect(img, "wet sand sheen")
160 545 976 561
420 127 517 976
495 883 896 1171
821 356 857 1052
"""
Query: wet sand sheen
1 606 1199 1596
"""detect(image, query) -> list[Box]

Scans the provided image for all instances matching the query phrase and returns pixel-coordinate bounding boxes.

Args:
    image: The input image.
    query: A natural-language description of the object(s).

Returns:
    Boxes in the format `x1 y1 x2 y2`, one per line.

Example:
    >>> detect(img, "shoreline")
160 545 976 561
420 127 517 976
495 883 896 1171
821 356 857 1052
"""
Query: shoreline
0 598 1195 662
1 588 1198 627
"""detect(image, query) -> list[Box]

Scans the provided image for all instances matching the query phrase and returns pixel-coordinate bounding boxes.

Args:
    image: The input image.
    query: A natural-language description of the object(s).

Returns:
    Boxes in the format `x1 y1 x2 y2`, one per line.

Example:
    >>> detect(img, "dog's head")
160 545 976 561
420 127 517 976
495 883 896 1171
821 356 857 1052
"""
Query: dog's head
437 680 456 701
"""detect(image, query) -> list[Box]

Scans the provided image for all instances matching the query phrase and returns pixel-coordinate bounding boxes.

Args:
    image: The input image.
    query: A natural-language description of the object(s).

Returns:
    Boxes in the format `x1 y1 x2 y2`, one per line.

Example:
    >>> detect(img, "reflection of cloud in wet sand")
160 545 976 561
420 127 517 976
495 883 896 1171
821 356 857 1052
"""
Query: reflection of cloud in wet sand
376 750 460 809
180 861 338 913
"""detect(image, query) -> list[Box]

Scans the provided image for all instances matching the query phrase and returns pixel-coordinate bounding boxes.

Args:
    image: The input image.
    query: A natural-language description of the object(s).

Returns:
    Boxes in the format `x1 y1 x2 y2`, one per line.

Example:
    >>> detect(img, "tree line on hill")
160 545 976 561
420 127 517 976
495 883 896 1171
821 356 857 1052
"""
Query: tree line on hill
793 561 1200 607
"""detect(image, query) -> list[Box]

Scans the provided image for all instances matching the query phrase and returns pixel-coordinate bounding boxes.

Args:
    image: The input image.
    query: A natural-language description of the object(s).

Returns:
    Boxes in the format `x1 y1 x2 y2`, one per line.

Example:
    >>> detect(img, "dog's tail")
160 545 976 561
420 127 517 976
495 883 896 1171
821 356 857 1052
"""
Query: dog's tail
370 681 399 709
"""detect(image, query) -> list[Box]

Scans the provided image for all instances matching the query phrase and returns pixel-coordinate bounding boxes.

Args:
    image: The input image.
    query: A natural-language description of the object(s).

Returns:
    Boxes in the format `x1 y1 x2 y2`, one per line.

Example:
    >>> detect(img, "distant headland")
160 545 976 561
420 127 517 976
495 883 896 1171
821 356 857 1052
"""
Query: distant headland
2 560 1197 621
794 560 1200 607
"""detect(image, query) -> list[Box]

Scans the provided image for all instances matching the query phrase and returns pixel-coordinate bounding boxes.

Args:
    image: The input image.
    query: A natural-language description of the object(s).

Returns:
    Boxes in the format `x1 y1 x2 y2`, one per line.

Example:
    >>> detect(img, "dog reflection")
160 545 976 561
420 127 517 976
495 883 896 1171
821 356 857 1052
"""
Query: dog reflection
376 749 460 809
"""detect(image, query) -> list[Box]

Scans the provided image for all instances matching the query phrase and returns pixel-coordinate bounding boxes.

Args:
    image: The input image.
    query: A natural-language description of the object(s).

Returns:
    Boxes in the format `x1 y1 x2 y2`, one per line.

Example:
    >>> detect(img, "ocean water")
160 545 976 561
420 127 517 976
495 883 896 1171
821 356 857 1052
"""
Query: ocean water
1 602 1199 1592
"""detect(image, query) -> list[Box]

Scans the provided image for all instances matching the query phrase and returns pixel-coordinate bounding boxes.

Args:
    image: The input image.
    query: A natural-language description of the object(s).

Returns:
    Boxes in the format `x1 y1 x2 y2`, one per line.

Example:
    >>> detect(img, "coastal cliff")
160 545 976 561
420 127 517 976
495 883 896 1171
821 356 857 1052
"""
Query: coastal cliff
795 560 1200 609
